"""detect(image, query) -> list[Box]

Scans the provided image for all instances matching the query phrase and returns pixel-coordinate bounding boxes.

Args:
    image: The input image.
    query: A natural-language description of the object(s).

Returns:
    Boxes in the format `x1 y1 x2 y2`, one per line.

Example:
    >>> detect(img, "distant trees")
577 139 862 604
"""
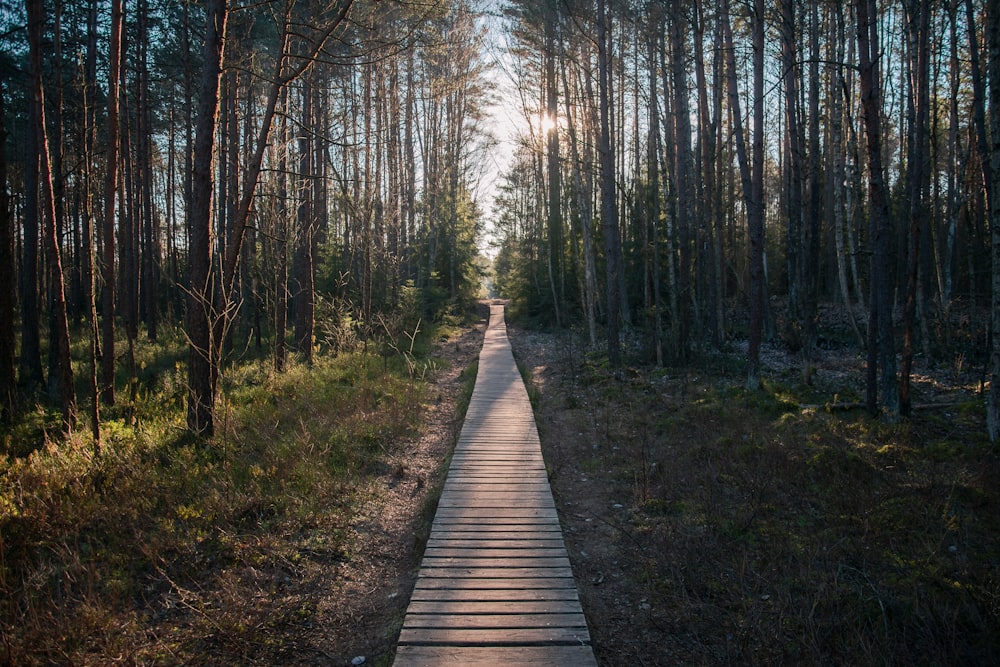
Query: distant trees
492 0 997 423
3 0 1000 439
0 0 492 438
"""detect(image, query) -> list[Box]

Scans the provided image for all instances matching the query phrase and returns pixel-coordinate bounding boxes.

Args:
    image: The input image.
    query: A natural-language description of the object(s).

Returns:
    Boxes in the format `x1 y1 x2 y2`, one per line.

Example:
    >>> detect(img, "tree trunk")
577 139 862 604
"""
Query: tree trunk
986 0 1000 441
293 78 315 362
101 0 123 406
597 0 622 367
747 0 766 391
561 48 597 346
0 83 15 422
545 4 562 328
83 0 101 444
274 88 289 372
780 0 804 346
27 0 76 431
669 1 694 359
20 79 44 394
186 0 227 436
900 0 931 416
966 0 993 205
138 0 158 342
856 0 899 419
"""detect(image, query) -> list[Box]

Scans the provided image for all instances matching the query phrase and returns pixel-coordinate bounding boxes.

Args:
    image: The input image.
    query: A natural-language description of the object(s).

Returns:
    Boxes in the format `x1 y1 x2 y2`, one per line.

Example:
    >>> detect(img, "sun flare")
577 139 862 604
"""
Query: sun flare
539 113 558 133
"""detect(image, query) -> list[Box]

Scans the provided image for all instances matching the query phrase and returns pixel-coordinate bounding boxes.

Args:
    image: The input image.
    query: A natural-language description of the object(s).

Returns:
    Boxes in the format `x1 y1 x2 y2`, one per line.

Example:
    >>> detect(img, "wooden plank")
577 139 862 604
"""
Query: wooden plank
431 522 562 539
423 547 568 559
405 600 584 615
418 566 574 579
409 588 580 603
420 557 572 570
431 511 559 521
436 498 555 508
397 627 591 646
426 538 567 549
393 645 598 666
402 613 588 630
441 483 550 489
412 577 577 591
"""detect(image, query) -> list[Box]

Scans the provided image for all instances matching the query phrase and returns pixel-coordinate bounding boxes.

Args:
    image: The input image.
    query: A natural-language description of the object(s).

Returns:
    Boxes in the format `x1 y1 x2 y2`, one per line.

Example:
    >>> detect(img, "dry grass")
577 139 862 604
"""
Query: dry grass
0 347 434 665
512 328 1000 666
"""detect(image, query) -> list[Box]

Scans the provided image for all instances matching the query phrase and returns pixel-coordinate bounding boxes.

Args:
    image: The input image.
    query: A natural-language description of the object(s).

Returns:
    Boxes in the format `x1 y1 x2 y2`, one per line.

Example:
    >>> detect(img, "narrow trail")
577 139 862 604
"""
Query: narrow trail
393 303 596 666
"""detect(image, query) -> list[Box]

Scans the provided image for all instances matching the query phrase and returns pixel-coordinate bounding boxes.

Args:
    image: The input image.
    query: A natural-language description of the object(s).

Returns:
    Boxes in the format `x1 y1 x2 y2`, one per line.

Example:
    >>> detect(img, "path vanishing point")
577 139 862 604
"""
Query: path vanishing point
393 303 597 666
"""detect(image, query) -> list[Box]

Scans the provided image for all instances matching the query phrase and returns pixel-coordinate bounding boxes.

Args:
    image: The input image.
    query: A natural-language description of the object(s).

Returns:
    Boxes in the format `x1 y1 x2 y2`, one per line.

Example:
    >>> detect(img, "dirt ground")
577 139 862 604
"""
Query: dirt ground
307 311 489 666
325 305 997 666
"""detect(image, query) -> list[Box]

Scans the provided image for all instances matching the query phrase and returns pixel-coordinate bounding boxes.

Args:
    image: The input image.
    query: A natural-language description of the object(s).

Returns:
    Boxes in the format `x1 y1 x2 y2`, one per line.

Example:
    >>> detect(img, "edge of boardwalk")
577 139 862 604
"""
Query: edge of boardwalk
392 304 597 667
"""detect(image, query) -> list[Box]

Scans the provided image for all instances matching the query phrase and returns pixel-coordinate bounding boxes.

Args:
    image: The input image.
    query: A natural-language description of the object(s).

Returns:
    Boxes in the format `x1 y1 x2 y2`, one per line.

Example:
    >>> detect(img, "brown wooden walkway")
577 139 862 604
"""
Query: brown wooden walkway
393 304 596 666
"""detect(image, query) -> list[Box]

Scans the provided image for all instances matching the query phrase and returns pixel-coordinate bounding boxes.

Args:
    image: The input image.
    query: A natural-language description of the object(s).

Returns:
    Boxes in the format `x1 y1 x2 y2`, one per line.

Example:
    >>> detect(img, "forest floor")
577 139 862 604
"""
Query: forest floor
5 303 999 665
327 301 998 665
505 315 999 665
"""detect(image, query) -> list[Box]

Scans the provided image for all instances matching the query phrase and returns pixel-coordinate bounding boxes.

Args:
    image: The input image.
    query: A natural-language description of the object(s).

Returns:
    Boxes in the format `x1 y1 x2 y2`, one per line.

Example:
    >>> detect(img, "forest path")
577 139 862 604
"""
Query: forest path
392 304 596 666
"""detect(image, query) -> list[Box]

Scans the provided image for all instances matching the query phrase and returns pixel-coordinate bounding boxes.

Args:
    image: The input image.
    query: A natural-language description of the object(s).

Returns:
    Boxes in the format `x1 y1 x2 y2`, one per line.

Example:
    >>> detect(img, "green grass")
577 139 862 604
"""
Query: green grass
0 324 454 665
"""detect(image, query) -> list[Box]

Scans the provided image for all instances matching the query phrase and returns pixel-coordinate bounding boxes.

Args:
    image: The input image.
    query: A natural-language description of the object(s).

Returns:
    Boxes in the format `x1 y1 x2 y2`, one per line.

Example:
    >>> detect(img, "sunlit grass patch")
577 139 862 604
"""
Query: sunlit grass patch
0 324 455 664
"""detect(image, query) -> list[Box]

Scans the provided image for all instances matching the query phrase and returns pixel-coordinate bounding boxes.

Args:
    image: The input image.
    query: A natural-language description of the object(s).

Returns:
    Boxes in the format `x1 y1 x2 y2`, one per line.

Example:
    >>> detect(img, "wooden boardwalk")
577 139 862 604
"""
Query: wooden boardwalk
393 304 596 666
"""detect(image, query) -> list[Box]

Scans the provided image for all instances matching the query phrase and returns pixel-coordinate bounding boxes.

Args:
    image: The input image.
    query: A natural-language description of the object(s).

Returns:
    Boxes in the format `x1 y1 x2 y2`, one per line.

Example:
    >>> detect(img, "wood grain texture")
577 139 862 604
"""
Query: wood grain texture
393 304 596 667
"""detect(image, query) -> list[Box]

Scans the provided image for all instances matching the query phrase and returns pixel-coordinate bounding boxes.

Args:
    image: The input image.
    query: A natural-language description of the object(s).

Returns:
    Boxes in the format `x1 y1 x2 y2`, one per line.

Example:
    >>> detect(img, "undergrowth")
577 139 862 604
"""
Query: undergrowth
0 329 448 665
520 330 1000 665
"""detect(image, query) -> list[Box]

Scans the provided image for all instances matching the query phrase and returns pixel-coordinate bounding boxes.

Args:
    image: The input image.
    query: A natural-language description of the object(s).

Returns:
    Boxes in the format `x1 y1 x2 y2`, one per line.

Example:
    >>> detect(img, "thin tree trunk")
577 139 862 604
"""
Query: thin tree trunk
20 77 43 394
83 0 101 444
294 78 315 361
780 0 804 345
900 0 931 416
0 83 15 422
545 4 562 327
966 0 993 205
27 0 76 431
274 88 289 372
986 0 1000 441
647 20 663 365
747 0 766 391
186 0 227 436
670 1 694 359
804 0 822 359
101 0 123 406
562 50 597 346
597 0 622 367
856 0 899 419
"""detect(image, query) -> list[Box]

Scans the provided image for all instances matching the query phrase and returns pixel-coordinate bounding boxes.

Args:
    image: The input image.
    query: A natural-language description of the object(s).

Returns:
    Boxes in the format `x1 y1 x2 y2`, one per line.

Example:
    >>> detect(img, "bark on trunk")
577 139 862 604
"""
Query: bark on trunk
0 84 15 422
186 0 227 436
597 0 622 367
101 0 123 406
856 0 899 419
27 0 76 431
986 0 1000 441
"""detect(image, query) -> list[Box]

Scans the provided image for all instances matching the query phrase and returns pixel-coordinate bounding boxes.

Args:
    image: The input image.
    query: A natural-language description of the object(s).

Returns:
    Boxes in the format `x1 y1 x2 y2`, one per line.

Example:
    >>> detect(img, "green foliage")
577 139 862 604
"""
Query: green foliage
0 326 455 663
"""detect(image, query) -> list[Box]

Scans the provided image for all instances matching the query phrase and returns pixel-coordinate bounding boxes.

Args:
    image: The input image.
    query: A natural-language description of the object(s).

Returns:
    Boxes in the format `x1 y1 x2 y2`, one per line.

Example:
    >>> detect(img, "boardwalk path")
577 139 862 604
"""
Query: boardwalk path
393 304 596 666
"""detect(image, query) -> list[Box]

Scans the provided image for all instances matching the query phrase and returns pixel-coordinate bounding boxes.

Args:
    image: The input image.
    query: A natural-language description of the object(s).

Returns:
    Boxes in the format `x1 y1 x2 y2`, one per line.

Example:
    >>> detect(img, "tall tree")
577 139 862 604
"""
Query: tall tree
669 0 694 358
187 0 228 436
900 0 931 416
27 0 76 430
597 0 622 366
856 0 899 418
293 76 315 361
987 0 1000 441
0 82 14 422
101 0 123 405
544 1 562 327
